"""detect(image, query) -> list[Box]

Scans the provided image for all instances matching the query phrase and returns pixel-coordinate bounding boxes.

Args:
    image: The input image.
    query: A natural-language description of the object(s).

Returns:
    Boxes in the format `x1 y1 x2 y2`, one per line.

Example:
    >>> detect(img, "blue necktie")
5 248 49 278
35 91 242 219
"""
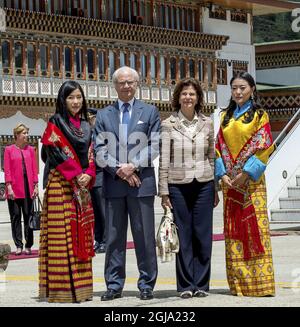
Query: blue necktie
122 103 130 125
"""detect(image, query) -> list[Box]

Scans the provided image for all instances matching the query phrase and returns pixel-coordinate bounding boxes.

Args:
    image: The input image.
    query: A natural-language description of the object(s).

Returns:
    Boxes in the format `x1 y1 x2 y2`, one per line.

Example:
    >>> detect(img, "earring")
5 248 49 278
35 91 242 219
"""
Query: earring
250 94 254 101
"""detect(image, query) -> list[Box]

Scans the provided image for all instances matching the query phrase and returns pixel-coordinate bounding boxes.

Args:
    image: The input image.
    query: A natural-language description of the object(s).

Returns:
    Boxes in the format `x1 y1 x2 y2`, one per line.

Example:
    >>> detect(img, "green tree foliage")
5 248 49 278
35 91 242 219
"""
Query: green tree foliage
254 8 300 43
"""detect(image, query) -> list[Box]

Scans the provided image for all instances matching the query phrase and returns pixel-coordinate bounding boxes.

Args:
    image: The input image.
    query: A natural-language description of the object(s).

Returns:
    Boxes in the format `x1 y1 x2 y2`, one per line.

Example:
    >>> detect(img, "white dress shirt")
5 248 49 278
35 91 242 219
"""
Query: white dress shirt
117 98 135 123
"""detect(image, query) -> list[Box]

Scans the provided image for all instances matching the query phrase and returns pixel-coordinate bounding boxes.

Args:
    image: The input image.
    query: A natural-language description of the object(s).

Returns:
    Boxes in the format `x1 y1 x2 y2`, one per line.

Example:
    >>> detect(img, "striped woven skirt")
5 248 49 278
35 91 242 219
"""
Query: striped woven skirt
39 170 93 303
222 175 275 297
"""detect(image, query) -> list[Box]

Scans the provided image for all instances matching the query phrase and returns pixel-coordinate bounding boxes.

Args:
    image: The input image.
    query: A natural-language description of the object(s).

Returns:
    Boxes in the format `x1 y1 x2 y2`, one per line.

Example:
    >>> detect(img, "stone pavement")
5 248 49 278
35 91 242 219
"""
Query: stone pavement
1 196 300 307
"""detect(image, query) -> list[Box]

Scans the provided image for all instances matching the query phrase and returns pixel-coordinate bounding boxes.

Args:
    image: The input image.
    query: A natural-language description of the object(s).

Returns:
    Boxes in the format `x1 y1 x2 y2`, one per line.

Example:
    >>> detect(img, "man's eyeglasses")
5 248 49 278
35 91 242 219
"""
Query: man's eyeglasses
116 80 137 87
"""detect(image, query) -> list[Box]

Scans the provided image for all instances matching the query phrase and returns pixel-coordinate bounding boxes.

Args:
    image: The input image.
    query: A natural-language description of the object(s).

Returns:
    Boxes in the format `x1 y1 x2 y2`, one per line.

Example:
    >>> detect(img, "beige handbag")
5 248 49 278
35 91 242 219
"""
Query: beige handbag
156 207 180 263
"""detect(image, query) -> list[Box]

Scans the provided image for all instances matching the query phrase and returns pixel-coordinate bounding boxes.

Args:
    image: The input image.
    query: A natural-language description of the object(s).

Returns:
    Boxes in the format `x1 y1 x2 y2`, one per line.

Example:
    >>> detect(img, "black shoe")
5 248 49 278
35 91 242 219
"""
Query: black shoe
140 289 153 300
194 290 209 297
94 241 100 250
101 289 122 301
95 242 106 254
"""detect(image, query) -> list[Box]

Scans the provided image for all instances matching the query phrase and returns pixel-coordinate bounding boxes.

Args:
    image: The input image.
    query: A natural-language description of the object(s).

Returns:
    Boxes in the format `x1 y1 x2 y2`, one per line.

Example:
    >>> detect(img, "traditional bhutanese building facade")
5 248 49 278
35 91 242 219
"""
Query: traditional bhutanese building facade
256 40 300 138
0 0 298 197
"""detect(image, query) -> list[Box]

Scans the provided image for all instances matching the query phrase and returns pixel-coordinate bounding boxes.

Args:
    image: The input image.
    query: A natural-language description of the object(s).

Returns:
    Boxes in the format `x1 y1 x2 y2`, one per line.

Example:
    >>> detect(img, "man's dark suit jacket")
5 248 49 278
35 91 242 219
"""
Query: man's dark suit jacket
94 99 160 198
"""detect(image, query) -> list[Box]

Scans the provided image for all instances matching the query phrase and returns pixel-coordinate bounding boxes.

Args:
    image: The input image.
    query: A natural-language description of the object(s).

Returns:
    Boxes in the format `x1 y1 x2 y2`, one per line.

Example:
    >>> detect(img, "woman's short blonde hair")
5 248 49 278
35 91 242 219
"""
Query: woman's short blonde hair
13 123 29 140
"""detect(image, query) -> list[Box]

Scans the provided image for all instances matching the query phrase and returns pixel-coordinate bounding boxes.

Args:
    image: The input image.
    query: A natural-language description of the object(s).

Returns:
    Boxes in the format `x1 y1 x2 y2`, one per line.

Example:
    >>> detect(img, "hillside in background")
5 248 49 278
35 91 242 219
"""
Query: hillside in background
254 1 300 43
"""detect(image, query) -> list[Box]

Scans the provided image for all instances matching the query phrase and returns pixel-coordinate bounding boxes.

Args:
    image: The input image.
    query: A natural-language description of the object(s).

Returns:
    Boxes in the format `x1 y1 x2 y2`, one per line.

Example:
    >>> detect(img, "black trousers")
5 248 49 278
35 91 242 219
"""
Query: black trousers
90 186 106 244
104 196 157 292
7 197 33 249
168 179 214 292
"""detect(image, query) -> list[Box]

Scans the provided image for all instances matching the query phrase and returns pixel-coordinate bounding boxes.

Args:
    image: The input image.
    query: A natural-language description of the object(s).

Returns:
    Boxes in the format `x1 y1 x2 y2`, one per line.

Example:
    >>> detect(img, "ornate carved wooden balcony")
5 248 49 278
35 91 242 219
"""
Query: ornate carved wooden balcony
4 8 228 51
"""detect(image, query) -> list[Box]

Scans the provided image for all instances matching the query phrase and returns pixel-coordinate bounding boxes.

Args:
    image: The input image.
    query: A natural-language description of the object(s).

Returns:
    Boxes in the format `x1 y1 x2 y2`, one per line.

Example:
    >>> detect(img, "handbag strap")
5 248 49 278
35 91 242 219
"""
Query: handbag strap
164 207 174 222
32 196 42 212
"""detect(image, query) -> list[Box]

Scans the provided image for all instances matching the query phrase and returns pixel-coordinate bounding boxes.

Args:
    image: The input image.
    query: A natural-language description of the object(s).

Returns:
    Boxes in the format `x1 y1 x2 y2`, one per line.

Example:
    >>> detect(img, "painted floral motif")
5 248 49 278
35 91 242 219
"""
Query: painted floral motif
48 131 61 144
217 124 272 178
62 145 75 159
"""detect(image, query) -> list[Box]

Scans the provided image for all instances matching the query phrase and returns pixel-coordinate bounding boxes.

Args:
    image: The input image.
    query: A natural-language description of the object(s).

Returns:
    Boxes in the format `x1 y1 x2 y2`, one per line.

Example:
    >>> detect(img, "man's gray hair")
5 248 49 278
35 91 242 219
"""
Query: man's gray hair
112 66 140 84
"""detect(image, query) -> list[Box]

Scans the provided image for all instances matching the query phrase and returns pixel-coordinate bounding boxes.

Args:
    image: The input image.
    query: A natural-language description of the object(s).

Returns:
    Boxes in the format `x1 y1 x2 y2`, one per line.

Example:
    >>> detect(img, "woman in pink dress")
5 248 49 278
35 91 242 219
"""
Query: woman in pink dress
4 123 39 255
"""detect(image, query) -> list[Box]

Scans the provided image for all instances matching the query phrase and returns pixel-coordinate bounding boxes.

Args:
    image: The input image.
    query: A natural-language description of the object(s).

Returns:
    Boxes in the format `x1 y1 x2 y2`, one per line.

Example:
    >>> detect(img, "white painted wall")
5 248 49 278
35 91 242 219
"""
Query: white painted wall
202 8 256 134
256 67 300 86
0 111 46 136
202 8 251 44
266 112 300 216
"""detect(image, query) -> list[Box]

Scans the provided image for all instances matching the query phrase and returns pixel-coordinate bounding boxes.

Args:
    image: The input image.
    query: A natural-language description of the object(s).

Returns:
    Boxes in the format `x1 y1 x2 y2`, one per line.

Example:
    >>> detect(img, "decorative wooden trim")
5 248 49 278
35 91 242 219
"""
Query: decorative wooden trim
256 51 300 70
230 10 247 23
232 60 248 76
4 8 228 51
0 95 216 120
258 89 300 120
260 93 300 111
217 59 227 85
209 7 226 20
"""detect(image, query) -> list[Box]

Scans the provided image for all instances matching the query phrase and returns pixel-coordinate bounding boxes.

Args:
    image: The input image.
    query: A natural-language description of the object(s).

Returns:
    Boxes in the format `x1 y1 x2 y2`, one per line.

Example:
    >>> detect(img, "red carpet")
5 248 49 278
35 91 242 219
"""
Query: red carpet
8 232 287 261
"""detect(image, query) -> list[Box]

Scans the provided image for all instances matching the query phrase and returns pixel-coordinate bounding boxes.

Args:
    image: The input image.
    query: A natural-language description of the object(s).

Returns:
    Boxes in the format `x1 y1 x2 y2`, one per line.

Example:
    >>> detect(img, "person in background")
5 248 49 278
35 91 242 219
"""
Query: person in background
39 80 95 303
87 108 106 254
215 72 275 297
4 123 39 256
159 78 219 299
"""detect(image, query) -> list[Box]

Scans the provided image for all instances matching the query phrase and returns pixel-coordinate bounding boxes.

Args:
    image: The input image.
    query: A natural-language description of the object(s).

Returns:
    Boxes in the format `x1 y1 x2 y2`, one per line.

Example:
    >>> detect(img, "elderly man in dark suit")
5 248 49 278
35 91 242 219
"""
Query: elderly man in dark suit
94 66 160 301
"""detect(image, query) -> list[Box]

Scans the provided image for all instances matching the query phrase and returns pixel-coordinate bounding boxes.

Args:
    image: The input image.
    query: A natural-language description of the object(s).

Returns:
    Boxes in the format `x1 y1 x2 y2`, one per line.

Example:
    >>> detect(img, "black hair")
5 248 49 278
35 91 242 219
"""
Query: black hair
55 80 88 123
222 72 264 127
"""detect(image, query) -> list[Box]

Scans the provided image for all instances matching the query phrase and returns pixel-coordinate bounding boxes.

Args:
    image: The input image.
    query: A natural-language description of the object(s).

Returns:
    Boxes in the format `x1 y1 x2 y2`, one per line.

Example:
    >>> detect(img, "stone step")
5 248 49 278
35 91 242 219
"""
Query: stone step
271 209 300 222
279 197 300 209
287 186 300 198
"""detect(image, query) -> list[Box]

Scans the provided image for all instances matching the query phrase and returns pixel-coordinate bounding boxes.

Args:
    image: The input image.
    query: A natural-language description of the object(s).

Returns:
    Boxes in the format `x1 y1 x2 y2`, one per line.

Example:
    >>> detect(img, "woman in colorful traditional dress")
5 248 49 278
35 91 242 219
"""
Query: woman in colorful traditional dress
39 81 96 303
215 72 275 297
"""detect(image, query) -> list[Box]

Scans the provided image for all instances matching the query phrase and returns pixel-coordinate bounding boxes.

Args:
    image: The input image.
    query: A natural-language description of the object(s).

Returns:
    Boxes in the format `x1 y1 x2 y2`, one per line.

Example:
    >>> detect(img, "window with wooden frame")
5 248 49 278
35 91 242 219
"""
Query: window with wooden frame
160 55 167 85
189 59 195 78
75 47 85 79
14 41 25 75
39 43 50 77
217 60 227 85
171 5 176 29
232 61 248 77
120 51 126 67
130 52 137 71
27 43 37 76
154 2 197 31
87 48 97 80
52 45 62 78
181 8 186 30
179 58 186 79
109 50 116 80
198 60 204 82
64 46 73 79
209 6 226 20
1 40 12 75
207 61 214 86
150 54 158 84
231 10 248 24
145 0 153 26
170 57 177 84
141 53 148 83
98 50 107 81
